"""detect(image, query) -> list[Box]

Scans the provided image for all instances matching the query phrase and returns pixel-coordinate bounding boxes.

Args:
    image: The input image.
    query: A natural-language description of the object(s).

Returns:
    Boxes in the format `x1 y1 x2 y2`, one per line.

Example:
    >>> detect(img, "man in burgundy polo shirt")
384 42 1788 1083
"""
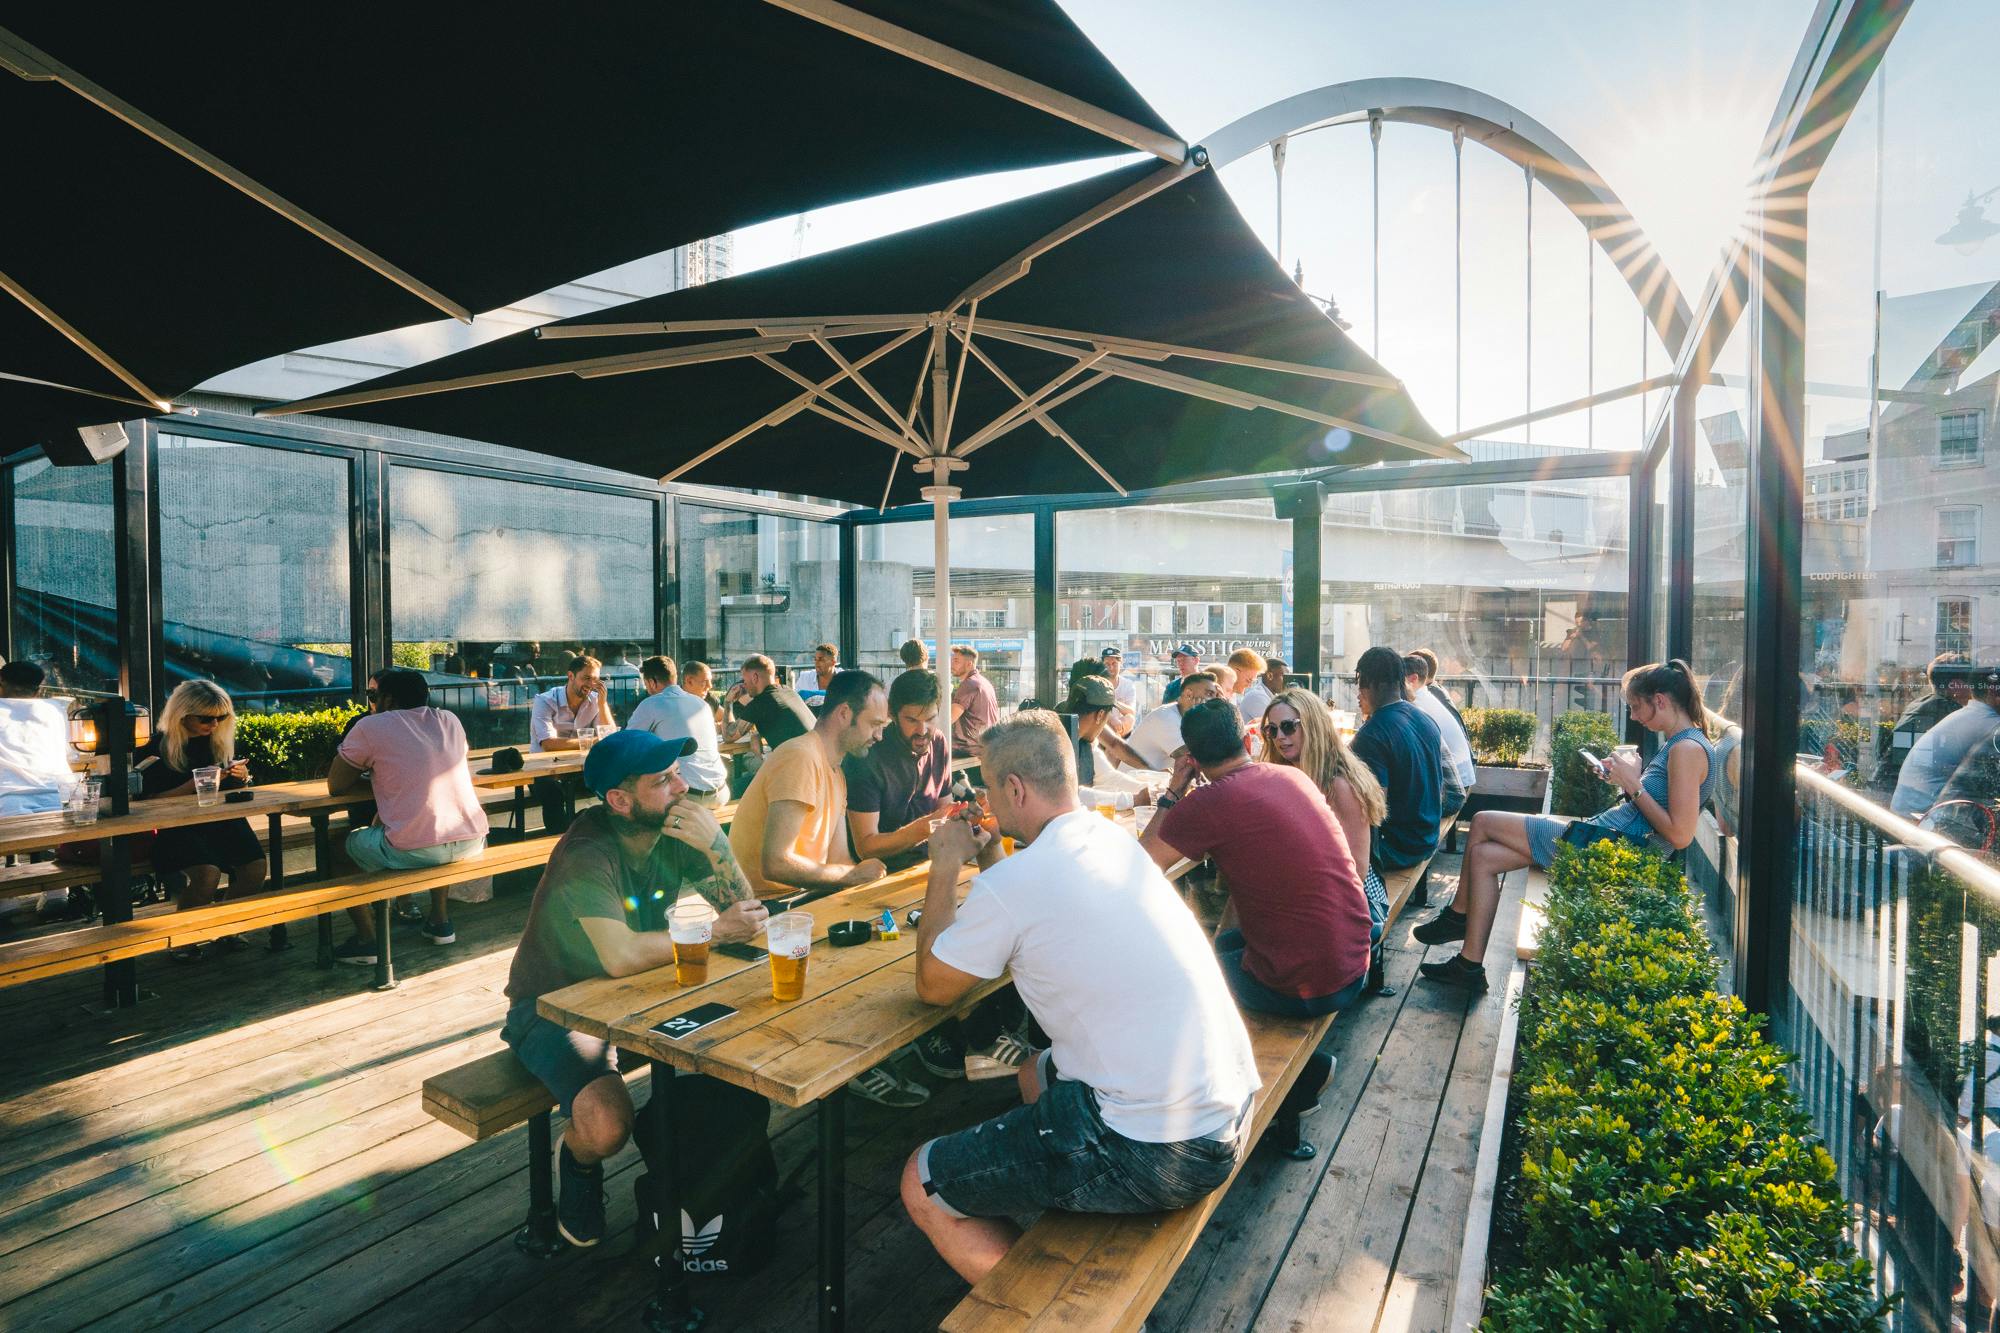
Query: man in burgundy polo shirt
1139 698 1373 1019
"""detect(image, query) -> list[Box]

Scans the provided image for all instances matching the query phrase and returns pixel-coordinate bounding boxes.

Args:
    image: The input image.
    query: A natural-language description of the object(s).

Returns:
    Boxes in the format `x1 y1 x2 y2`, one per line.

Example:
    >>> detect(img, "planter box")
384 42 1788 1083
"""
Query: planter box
1471 764 1549 801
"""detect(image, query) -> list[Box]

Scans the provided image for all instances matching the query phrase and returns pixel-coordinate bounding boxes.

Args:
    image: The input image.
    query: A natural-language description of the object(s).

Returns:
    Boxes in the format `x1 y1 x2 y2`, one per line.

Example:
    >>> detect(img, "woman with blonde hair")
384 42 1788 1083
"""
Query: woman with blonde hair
1260 688 1391 939
137 680 265 958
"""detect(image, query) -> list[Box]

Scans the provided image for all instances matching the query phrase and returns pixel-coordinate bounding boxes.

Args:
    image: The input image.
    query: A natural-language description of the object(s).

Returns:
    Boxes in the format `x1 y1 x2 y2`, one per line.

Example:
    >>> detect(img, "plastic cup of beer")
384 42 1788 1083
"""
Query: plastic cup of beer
193 765 222 807
1000 835 1015 856
668 903 714 988
1095 802 1117 820
766 911 813 1002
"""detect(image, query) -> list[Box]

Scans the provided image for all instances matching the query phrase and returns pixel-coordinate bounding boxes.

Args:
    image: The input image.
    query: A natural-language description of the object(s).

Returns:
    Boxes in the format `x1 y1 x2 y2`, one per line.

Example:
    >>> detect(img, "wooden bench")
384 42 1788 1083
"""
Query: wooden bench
941 1006 1338 1333
1368 855 1434 994
0 834 561 991
421 1050 569 1258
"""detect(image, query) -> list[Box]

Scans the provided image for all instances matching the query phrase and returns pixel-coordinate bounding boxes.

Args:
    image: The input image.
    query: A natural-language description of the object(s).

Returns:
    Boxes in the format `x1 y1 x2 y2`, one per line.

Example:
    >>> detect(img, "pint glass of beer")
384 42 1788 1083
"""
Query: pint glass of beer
766 911 813 1002
668 902 714 988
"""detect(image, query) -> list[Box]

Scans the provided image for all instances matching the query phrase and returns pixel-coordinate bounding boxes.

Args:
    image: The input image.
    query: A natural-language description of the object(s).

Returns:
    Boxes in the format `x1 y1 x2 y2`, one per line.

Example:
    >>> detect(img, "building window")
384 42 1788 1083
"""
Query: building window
1940 411 1983 467
1059 603 1071 629
1247 604 1265 634
1207 604 1226 633
1081 604 1095 630
1937 506 1980 567
1938 598 1974 656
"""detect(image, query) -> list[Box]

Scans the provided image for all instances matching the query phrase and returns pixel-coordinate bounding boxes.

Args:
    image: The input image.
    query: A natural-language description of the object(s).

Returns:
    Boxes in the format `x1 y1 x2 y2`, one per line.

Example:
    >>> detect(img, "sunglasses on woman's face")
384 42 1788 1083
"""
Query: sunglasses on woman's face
1261 718 1302 739
190 713 230 725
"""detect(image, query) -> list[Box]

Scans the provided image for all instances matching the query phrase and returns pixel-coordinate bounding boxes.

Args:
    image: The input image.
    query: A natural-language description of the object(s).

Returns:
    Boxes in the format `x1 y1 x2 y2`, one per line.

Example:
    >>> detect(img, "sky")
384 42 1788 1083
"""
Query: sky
726 0 1817 452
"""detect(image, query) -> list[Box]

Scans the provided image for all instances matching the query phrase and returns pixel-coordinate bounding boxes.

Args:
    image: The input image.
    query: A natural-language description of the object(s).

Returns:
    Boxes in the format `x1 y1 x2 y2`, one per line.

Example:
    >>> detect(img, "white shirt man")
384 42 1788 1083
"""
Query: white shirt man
1101 649 1137 736
1407 677 1476 790
1123 674 1215 771
529 656 616 752
1894 692 2000 816
794 645 839 697
0 694 74 816
626 670 731 801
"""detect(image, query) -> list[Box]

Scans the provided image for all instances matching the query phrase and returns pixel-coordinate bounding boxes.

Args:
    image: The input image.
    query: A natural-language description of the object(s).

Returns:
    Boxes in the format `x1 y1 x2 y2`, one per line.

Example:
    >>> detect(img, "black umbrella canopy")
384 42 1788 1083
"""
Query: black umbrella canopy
282 161 1451 505
1 2 1176 447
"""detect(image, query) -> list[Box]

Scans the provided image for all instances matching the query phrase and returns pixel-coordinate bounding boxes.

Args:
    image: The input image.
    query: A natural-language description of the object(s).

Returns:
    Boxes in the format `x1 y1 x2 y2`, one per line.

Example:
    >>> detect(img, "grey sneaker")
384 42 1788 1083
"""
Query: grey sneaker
913 1029 966 1080
849 1065 929 1107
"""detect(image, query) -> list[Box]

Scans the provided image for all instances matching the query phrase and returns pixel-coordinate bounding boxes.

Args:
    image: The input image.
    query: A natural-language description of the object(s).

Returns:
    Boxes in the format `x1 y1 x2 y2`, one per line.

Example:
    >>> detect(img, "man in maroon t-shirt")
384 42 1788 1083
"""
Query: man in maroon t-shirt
1140 698 1373 1017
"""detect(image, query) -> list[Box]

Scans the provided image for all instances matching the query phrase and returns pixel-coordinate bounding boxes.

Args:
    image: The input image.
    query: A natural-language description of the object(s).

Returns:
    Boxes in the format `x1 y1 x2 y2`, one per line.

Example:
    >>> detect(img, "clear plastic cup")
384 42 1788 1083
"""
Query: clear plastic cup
766 911 813 1002
63 778 101 826
193 765 223 807
669 902 715 987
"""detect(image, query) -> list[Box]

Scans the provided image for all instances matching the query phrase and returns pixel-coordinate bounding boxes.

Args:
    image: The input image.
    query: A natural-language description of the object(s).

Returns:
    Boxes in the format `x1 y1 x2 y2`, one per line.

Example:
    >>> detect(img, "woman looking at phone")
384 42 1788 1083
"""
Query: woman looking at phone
1410 660 1716 993
137 680 266 958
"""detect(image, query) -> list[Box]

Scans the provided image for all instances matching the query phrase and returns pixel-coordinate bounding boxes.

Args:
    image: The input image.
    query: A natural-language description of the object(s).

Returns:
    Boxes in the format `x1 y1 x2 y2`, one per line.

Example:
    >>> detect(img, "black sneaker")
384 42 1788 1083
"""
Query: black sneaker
1412 909 1468 946
913 1029 966 1080
422 919 456 946
332 938 378 967
557 1143 606 1248
167 944 205 964
1418 954 1489 994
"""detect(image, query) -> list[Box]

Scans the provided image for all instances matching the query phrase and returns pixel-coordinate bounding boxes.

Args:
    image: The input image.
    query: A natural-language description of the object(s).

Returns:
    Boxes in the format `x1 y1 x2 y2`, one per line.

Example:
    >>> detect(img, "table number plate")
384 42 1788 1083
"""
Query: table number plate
650 1002 737 1041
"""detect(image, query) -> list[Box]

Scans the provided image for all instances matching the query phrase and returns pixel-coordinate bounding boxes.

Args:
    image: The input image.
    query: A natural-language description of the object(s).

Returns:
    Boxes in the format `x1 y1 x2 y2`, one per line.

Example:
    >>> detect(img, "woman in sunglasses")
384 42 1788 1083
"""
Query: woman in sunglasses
1260 689 1390 939
138 680 265 957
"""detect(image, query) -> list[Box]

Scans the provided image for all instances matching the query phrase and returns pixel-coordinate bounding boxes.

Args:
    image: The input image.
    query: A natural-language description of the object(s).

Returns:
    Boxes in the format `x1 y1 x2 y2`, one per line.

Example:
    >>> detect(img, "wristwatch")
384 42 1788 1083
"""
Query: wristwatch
1154 789 1181 811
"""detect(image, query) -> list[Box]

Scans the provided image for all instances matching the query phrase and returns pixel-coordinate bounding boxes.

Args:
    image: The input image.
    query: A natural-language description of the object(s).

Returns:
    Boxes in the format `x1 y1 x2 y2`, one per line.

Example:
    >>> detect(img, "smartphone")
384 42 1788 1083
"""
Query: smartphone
714 941 766 963
650 1002 737 1041
1577 749 1607 775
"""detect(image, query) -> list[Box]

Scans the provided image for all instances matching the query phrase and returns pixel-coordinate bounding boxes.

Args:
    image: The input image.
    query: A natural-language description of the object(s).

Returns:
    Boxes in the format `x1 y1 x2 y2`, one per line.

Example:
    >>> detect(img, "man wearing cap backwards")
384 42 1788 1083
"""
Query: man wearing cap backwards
1161 643 1203 705
501 729 769 1250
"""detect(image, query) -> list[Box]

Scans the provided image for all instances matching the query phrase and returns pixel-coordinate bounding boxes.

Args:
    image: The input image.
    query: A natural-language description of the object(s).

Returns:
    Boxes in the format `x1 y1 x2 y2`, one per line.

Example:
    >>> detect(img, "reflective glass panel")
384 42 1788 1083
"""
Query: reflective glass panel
11 456 118 697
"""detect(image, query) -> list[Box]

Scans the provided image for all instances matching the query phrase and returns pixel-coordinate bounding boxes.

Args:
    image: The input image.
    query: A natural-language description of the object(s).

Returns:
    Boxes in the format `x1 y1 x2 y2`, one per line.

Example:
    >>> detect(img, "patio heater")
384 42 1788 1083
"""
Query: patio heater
68 696 151 1007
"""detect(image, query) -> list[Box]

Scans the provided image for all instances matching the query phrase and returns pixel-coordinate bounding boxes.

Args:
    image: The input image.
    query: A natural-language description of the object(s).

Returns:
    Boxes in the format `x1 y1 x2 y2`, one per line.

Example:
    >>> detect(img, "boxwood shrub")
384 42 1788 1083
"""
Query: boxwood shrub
235 704 365 783
1482 841 1887 1331
1461 707 1540 767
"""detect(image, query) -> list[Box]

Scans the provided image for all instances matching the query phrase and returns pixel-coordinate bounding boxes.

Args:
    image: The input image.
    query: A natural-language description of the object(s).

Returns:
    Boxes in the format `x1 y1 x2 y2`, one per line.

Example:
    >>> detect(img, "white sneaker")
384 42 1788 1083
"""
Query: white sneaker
964 1032 1036 1082
848 1065 929 1108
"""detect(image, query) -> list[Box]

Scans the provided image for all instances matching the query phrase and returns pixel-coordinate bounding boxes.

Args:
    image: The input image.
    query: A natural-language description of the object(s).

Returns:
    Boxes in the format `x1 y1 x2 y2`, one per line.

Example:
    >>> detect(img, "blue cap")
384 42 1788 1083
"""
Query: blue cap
1173 643 1199 658
582 729 697 798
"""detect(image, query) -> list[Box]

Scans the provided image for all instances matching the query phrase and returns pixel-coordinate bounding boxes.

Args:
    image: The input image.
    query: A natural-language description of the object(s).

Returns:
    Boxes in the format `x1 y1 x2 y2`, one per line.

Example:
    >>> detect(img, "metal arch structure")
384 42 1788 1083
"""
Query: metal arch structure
1200 77 1693 361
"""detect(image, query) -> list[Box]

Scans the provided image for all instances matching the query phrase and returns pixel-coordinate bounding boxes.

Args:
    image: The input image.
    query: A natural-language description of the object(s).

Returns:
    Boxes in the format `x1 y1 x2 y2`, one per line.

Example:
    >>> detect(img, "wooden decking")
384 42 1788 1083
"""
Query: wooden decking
0 852 1525 1332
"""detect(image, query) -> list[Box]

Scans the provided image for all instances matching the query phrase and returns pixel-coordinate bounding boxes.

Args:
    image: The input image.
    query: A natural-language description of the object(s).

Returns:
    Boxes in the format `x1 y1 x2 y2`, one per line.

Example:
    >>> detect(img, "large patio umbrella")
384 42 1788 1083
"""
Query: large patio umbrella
1 2 1181 453
266 158 1456 671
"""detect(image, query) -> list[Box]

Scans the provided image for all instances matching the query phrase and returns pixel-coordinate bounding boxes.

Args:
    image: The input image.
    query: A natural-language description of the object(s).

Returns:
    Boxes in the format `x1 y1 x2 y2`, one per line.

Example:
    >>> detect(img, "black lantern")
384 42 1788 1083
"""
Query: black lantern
68 697 151 816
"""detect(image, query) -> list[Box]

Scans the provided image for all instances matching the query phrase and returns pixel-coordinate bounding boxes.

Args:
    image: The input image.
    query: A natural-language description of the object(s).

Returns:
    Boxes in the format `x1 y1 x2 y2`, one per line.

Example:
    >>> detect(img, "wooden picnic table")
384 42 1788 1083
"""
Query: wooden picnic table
0 747 584 1001
538 857 995 1333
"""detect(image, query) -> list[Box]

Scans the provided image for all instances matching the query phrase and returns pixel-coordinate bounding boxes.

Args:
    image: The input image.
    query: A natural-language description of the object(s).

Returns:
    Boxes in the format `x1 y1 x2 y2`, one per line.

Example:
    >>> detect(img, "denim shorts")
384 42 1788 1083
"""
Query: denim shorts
1214 929 1366 1019
501 999 619 1118
917 1059 1241 1220
345 825 485 872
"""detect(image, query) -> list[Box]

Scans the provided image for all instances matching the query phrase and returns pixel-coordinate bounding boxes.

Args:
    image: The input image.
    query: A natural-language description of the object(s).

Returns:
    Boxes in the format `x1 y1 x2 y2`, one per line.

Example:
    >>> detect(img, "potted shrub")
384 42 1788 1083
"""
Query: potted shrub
1465 707 1548 803
1550 710 1620 818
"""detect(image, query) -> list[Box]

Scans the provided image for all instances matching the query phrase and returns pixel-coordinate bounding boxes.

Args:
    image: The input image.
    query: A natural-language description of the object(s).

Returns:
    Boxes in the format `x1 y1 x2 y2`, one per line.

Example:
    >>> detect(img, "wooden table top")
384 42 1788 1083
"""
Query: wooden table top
538 858 997 1108
0 750 584 857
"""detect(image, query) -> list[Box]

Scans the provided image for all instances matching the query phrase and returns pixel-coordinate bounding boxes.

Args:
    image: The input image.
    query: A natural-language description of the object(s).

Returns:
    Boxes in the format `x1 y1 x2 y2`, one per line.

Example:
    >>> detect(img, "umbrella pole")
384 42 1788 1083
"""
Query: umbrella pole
922 457 962 693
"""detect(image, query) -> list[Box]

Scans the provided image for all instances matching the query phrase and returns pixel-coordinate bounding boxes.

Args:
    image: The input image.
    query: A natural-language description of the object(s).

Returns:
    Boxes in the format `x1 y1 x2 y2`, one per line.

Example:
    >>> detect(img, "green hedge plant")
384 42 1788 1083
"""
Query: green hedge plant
1549 710 1620 817
1465 707 1539 767
1482 841 1886 1331
235 704 365 783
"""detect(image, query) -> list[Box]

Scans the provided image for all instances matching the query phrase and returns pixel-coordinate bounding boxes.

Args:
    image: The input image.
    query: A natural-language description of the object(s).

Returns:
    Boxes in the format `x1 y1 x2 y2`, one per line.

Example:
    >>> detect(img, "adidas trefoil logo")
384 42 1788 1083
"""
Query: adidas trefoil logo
680 1210 729 1272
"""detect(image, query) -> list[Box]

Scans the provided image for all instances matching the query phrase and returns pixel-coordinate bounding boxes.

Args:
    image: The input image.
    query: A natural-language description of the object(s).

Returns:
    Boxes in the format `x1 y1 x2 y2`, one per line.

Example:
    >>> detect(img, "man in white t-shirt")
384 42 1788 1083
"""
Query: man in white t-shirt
0 661 73 817
900 710 1258 1282
793 642 839 697
1403 655 1474 816
1123 671 1216 771
623 656 730 805
1100 647 1137 736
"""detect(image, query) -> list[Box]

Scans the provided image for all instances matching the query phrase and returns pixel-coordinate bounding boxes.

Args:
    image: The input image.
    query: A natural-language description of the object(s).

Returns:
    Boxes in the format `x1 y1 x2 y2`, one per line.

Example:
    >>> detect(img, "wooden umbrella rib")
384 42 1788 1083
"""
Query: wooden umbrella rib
536 315 928 340
659 325 926 483
760 0 1186 163
964 317 1402 389
953 360 1110 458
950 331 1123 493
0 267 172 409
754 350 924 456
1 26 471 324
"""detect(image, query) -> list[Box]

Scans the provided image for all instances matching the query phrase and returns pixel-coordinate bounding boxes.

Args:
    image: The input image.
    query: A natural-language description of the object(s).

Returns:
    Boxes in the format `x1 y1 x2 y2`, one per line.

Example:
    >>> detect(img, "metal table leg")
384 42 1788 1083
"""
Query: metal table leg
371 899 396 991
101 833 137 1008
313 814 335 964
644 1060 703 1332
818 1092 847 1333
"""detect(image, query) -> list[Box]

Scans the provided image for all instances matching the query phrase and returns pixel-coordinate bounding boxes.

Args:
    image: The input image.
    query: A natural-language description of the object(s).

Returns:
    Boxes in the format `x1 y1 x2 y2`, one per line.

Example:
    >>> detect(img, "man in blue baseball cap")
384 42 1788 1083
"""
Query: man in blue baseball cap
502 728 768 1248
1162 643 1203 705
